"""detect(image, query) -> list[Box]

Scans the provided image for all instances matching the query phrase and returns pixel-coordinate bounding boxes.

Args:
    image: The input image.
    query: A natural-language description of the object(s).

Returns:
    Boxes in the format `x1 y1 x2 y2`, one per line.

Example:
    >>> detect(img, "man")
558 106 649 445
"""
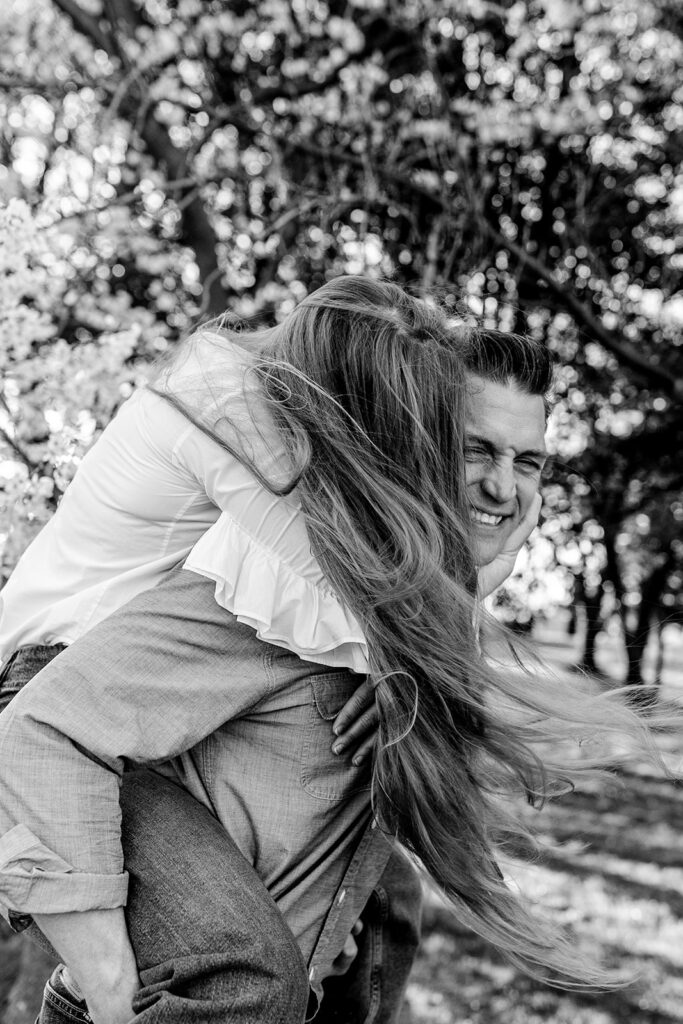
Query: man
0 328 551 1024
319 328 550 1023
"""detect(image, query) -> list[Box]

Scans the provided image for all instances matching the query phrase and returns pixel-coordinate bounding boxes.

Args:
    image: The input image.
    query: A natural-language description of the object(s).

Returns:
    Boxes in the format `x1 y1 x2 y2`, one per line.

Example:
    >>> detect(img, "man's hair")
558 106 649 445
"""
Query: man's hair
456 327 554 404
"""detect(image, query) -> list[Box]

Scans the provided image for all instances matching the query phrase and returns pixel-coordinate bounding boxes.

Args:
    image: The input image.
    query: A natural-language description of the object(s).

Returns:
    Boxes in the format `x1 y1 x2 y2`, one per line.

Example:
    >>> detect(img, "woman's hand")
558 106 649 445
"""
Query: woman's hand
477 492 542 599
326 919 364 978
331 678 378 765
34 908 140 1024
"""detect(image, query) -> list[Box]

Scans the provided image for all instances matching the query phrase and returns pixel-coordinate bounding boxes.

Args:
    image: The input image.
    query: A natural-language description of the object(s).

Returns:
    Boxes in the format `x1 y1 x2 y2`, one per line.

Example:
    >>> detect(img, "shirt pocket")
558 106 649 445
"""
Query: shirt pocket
300 671 372 802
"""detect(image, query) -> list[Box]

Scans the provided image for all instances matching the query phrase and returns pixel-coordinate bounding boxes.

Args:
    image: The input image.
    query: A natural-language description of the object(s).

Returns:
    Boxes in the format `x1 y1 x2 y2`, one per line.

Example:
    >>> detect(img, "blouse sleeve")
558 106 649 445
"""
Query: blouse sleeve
152 332 295 506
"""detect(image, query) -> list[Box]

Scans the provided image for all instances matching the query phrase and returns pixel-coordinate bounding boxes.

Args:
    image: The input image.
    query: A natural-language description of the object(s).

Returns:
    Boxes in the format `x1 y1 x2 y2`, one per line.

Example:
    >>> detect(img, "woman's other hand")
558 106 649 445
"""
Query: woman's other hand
326 919 364 978
331 678 377 765
477 492 542 598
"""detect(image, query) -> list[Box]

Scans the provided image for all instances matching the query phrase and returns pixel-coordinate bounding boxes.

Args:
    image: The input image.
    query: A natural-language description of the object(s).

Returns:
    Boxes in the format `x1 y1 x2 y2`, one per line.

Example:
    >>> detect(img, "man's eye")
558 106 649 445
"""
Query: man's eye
464 446 487 461
517 459 543 474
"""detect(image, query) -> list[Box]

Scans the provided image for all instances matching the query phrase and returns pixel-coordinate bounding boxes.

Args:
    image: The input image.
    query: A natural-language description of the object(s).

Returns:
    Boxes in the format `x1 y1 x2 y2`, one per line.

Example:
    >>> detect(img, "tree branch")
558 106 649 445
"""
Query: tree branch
0 427 43 475
614 413 683 458
264 127 683 398
49 0 227 315
482 223 679 395
42 0 683 382
250 53 356 104
0 75 80 94
421 215 443 293
276 130 440 204
51 0 114 53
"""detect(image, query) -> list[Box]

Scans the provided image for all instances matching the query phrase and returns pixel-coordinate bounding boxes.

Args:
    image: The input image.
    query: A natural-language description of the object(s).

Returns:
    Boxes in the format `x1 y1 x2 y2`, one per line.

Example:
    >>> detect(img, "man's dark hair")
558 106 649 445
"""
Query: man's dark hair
457 327 554 401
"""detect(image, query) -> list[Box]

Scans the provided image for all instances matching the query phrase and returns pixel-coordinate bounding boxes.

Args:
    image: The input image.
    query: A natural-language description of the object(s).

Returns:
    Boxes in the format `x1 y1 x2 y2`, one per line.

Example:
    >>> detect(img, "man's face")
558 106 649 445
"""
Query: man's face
465 374 547 567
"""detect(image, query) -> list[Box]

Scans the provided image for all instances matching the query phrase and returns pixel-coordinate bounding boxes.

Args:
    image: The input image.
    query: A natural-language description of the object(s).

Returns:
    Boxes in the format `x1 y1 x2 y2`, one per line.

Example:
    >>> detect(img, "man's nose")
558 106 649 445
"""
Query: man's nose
480 463 516 504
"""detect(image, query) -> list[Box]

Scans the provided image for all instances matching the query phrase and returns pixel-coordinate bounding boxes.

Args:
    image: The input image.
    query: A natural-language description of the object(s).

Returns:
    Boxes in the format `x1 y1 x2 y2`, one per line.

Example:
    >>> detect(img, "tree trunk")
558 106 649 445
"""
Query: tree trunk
624 558 672 694
578 582 604 675
625 617 652 689
51 0 227 316
653 617 665 687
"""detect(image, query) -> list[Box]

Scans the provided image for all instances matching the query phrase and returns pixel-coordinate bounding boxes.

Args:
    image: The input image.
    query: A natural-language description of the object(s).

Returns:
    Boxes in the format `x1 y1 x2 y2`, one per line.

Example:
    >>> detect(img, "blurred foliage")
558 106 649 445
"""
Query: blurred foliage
0 0 682 679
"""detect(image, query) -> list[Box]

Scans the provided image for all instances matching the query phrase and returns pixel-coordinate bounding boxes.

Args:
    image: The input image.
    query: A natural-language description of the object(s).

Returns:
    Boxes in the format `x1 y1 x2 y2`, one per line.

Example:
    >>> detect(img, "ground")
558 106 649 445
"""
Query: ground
1 627 682 1022
403 624 683 1024
405 747 683 1024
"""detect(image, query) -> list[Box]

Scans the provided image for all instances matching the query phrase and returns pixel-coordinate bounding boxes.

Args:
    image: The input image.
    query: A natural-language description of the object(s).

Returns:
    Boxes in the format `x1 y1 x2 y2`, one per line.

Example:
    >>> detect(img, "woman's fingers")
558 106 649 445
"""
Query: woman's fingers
477 492 543 597
332 705 379 757
350 732 376 765
331 678 378 761
510 491 542 548
332 679 376 737
327 920 364 978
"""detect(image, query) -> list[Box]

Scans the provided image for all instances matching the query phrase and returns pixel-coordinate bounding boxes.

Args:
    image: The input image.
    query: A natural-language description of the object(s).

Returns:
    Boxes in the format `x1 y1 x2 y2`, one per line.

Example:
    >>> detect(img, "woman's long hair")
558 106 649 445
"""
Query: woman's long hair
152 277 669 986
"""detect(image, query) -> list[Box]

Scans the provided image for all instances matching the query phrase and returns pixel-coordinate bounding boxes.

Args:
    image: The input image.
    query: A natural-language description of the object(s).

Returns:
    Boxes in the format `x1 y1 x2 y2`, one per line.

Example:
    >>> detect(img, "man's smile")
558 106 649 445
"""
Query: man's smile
469 508 507 527
464 376 547 566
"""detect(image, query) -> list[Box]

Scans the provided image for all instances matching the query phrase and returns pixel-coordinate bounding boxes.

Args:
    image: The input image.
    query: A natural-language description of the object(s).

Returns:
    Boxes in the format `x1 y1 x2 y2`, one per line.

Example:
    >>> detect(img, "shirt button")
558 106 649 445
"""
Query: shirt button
371 818 378 829
338 888 347 905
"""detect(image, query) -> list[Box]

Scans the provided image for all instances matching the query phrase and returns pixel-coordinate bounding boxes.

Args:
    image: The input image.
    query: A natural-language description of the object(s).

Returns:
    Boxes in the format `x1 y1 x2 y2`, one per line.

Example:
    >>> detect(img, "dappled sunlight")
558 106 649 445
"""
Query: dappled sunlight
409 712 683 1022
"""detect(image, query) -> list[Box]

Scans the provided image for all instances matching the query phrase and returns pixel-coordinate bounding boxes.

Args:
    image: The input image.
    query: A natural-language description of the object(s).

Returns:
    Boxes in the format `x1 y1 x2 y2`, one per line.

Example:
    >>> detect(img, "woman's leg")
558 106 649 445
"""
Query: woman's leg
121 768 309 1023
36 769 309 1024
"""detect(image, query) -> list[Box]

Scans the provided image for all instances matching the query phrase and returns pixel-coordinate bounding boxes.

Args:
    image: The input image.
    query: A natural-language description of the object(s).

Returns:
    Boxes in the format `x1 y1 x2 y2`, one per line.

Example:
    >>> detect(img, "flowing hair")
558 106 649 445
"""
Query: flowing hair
151 277 670 986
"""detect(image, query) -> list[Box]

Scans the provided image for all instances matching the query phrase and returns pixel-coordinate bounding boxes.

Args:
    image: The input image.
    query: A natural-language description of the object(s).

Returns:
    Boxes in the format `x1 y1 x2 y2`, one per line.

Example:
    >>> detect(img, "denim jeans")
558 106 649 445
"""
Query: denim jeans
316 850 422 1024
40 965 89 1023
34 831 421 1024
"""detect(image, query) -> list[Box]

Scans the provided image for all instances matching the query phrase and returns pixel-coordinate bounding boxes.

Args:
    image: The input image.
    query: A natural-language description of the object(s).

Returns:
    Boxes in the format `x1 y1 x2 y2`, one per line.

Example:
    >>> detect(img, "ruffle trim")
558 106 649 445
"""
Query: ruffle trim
184 515 369 674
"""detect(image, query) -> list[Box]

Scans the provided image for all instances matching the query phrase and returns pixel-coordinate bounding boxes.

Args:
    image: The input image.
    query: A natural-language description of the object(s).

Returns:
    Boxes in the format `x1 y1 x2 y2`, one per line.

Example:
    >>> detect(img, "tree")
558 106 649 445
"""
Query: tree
1 1 682 658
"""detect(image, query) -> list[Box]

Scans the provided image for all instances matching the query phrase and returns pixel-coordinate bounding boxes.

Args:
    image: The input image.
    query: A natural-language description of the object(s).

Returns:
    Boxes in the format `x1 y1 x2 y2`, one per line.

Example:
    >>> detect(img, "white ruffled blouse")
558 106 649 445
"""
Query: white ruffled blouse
0 333 369 674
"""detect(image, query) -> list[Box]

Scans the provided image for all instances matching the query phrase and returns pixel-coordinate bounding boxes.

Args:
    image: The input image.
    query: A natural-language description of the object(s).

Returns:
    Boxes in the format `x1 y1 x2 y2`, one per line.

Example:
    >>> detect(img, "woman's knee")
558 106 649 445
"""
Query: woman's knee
131 943 308 1023
119 769 309 1020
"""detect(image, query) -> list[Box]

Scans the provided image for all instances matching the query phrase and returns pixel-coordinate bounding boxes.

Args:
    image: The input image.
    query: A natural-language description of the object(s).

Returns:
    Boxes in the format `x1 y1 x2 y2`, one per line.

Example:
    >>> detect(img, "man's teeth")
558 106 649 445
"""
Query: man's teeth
471 509 502 526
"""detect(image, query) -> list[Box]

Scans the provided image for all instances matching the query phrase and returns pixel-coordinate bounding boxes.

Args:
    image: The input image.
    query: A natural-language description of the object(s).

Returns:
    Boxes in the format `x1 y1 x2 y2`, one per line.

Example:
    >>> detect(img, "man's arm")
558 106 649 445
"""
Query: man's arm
34 909 139 1024
0 570 272 1012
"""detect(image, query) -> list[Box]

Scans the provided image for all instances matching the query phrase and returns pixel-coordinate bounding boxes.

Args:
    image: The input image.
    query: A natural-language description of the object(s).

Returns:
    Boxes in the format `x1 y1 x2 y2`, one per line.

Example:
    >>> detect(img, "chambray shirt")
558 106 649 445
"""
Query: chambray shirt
0 570 392 1008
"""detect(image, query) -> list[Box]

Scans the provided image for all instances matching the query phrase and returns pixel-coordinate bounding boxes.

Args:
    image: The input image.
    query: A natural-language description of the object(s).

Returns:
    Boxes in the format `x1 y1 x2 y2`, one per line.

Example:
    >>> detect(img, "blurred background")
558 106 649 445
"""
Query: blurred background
0 0 682 1021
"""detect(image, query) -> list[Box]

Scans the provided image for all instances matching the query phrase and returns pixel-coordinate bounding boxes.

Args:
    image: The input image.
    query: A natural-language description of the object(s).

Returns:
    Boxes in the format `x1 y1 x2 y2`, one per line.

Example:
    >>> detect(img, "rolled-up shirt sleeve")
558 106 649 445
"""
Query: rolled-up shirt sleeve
0 569 272 925
0 824 128 925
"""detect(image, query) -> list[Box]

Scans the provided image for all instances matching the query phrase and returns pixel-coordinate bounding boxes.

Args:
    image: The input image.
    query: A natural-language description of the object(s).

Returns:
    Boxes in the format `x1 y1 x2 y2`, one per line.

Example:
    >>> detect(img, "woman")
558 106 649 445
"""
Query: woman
0 277 660 1023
